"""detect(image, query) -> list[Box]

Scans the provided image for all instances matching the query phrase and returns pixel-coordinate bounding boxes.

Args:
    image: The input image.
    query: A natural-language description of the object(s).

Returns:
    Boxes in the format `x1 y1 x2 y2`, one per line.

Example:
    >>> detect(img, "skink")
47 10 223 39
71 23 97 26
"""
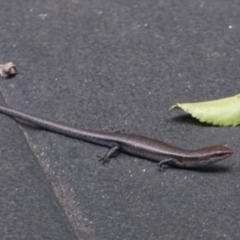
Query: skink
0 105 233 169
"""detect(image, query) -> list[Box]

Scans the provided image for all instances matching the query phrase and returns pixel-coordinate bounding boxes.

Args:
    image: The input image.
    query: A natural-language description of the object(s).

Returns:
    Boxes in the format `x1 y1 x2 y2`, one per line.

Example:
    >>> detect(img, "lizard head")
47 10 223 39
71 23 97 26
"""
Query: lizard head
194 145 233 164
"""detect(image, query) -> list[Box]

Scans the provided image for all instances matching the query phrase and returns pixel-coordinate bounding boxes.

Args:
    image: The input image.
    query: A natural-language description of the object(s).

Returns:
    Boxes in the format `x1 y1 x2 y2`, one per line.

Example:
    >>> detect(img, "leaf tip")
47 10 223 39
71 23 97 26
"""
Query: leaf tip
169 104 180 111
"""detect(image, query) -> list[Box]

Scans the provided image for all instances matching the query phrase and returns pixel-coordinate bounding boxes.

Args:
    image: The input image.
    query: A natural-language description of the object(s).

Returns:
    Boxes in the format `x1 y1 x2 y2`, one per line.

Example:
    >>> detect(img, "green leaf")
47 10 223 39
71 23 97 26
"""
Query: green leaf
170 94 240 126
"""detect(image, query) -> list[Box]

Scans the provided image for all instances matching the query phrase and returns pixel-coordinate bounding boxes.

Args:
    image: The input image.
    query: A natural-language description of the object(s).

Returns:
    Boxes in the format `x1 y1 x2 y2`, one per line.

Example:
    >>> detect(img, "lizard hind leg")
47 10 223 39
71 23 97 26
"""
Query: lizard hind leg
98 144 120 164
157 158 175 171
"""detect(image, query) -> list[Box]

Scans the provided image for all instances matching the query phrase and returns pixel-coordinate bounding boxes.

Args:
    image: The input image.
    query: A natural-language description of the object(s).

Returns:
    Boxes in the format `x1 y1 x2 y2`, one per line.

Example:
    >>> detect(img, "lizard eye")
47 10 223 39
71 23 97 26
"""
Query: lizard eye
218 153 225 157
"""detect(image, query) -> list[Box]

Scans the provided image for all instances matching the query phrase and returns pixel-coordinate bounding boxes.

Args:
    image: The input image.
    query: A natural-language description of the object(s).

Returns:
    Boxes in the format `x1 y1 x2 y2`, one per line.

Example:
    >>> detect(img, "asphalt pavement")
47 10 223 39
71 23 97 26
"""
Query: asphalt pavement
0 1 240 239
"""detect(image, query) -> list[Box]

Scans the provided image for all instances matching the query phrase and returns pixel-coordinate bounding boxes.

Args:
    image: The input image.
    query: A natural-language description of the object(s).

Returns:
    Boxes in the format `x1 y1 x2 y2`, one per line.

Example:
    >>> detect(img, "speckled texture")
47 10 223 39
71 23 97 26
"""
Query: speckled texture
0 96 76 239
0 0 240 239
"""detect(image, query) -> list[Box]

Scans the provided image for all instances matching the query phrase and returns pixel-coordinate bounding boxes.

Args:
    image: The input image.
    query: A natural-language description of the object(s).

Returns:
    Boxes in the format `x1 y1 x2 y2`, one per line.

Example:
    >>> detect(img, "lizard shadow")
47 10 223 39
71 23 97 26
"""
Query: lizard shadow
5 74 18 79
165 164 231 173
16 119 43 130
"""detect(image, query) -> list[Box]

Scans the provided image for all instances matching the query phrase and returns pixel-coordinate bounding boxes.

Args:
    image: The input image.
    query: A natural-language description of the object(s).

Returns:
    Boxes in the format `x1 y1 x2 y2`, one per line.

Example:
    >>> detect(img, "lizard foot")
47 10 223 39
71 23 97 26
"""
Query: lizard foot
97 155 110 164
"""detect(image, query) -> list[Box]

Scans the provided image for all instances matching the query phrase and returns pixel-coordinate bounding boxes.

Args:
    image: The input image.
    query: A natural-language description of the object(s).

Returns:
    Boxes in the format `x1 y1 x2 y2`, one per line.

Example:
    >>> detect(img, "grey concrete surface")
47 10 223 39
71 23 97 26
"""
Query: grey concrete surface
0 0 240 239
